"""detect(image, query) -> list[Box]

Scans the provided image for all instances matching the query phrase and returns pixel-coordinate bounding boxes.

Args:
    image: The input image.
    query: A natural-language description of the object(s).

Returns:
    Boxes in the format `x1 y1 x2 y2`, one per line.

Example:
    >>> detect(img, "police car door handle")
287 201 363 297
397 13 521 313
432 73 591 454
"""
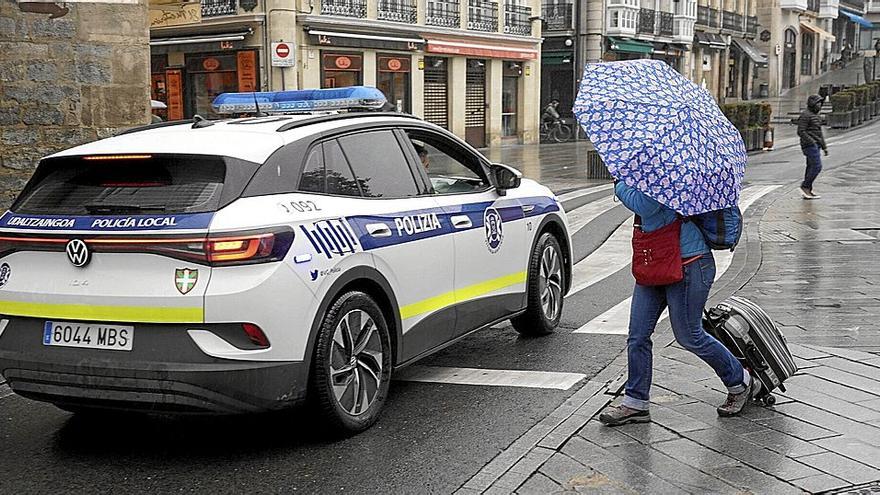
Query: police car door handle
522 204 535 213
366 223 392 238
451 215 472 229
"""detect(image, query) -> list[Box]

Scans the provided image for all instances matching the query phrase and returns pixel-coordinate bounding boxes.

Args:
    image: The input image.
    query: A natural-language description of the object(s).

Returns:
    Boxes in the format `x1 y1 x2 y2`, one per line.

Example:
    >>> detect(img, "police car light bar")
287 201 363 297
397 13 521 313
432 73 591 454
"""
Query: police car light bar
212 86 387 114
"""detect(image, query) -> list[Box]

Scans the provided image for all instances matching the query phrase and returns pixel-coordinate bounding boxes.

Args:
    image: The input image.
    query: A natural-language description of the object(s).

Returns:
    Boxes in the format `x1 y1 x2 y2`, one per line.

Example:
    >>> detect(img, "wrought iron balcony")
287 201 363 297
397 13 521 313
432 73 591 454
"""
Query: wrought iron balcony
659 11 673 35
378 0 418 23
746 15 758 35
321 0 367 17
426 0 460 27
202 0 236 17
542 1 573 31
807 0 820 11
696 5 718 27
722 10 743 32
638 8 656 34
468 0 499 32
505 3 532 35
840 0 864 10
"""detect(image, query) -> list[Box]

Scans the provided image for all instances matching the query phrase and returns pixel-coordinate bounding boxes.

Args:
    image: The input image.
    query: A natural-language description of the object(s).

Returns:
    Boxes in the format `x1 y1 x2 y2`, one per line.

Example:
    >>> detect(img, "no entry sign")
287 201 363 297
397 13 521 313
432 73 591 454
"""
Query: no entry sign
271 42 295 67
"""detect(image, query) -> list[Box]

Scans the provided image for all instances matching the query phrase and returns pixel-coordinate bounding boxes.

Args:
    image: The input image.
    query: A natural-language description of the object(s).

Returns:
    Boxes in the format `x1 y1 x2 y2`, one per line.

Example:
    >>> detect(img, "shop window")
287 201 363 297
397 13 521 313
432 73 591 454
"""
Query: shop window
322 53 364 88
502 62 522 138
377 55 412 112
801 32 814 76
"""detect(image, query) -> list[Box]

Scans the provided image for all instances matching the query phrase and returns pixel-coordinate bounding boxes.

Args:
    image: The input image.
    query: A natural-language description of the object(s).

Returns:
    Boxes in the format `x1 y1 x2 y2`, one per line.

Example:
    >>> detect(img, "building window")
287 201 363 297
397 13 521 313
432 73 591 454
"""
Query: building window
801 32 814 76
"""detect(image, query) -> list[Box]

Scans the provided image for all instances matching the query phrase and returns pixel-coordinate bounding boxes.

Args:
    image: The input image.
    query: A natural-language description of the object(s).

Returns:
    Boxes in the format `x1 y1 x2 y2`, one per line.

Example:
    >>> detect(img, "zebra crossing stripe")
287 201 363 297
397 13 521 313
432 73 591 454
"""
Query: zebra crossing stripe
395 366 586 390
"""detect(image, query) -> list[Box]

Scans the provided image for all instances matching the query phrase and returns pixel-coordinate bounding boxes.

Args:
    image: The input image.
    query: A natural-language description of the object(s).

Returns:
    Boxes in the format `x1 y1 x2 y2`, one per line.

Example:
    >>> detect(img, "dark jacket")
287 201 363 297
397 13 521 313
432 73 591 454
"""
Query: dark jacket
797 95 826 152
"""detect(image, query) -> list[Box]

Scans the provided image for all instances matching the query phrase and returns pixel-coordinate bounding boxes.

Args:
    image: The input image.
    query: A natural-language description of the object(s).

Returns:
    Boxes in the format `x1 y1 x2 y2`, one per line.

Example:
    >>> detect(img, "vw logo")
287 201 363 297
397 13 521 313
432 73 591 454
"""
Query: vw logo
65 239 91 267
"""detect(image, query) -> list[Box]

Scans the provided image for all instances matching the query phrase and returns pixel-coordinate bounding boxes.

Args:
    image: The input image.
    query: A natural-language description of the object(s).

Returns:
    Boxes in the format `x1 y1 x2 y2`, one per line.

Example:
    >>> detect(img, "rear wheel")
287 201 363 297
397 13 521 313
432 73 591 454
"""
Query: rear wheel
550 123 572 143
309 291 392 435
512 233 565 336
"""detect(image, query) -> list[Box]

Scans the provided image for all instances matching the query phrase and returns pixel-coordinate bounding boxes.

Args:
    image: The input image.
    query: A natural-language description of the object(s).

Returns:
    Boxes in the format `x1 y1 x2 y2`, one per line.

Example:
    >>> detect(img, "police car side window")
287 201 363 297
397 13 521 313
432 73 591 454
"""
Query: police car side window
297 141 362 197
337 131 420 198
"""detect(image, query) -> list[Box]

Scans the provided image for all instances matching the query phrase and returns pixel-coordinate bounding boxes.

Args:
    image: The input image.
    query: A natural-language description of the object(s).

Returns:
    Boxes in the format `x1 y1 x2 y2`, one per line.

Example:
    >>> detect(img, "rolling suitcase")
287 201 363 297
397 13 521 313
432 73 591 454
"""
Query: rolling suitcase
702 296 798 406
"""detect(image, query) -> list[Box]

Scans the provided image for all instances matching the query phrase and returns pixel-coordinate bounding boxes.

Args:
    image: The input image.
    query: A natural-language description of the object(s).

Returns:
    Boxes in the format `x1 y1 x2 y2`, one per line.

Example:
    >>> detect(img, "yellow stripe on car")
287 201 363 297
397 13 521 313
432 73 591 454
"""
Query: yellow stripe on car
399 271 527 320
0 300 203 323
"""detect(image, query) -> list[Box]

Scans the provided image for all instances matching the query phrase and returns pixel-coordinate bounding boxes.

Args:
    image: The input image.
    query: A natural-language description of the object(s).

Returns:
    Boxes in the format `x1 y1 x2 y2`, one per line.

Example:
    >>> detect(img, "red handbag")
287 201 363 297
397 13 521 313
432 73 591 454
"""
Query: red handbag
631 215 683 286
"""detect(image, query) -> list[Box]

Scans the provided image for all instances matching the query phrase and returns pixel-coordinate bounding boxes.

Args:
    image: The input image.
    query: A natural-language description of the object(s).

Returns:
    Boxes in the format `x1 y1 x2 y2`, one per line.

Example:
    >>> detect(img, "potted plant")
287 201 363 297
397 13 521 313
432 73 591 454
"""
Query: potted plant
828 92 853 129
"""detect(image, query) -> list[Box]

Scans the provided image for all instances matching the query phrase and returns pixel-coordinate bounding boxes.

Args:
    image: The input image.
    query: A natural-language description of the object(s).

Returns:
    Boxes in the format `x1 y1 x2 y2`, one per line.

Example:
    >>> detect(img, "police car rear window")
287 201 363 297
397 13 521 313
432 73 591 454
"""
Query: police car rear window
13 155 228 215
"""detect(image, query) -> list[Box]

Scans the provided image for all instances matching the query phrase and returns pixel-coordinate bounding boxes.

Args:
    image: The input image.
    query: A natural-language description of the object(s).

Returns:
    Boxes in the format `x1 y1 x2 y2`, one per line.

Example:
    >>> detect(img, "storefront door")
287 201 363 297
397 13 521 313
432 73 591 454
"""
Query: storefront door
424 57 449 129
186 53 239 119
502 62 521 138
465 59 487 148
377 55 411 112
322 53 363 88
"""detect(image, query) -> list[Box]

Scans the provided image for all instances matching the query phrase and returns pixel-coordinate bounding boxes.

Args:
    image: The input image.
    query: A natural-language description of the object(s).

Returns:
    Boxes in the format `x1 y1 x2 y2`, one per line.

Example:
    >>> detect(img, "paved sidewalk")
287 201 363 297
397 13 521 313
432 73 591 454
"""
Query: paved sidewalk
458 157 880 493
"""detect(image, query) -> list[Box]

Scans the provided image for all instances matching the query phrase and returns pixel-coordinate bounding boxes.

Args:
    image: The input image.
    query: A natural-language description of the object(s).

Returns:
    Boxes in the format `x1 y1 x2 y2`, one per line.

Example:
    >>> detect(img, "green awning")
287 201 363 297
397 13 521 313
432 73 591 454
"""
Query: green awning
608 37 653 55
542 51 573 65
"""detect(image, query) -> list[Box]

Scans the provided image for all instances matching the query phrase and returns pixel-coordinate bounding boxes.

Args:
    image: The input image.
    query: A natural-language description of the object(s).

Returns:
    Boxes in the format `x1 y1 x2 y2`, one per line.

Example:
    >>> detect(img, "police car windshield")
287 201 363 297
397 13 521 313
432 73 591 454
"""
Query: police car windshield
13 154 229 216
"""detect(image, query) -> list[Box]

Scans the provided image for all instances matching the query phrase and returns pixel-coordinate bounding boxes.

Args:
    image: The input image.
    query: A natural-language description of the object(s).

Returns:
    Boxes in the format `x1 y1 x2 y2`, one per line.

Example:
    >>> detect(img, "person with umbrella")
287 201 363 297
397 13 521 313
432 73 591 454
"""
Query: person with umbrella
572 60 760 426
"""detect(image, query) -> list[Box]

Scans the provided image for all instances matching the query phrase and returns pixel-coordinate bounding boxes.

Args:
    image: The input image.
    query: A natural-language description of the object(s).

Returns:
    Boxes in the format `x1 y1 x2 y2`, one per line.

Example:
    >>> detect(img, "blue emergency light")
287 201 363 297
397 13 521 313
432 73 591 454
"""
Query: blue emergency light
212 86 387 114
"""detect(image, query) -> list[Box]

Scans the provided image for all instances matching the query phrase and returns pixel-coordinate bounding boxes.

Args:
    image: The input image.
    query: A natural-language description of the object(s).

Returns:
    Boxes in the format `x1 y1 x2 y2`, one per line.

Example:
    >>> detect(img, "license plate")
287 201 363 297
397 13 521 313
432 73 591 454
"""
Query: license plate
42 321 134 351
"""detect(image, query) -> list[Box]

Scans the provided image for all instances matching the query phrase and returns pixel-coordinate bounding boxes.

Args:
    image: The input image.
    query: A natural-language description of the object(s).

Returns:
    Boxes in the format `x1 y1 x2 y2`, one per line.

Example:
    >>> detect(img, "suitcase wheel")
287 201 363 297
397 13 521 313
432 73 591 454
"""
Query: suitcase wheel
762 395 776 406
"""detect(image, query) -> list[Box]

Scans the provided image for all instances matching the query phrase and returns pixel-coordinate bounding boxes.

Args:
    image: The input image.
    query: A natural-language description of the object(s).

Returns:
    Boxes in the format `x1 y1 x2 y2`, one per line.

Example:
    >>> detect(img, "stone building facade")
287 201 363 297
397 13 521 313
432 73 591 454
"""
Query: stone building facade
0 0 151 207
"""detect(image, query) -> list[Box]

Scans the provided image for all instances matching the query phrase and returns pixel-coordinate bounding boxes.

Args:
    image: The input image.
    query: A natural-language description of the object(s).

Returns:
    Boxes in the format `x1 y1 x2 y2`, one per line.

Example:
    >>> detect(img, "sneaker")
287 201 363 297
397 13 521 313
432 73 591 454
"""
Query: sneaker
799 186 812 198
808 191 821 199
598 404 651 426
717 377 762 417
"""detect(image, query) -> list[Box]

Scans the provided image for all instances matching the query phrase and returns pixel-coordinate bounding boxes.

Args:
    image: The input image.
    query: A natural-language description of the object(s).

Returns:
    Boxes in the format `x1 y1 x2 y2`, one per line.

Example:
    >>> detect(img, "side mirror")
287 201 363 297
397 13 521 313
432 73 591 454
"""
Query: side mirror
491 163 522 196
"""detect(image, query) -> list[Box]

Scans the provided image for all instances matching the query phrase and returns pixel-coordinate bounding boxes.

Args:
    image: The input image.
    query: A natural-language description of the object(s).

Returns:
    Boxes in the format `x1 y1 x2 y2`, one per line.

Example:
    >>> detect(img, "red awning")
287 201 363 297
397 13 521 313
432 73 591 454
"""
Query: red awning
426 39 538 60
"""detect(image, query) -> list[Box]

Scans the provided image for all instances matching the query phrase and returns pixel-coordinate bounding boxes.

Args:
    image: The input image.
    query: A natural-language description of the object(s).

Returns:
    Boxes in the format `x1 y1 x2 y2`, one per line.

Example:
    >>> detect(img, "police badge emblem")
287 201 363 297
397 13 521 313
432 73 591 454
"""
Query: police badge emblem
484 207 504 253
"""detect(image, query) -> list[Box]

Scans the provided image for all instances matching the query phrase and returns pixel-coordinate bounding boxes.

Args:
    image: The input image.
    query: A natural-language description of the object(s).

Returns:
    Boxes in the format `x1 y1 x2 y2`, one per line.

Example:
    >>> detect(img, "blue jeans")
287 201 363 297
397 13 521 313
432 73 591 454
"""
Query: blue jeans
802 145 823 191
622 253 748 411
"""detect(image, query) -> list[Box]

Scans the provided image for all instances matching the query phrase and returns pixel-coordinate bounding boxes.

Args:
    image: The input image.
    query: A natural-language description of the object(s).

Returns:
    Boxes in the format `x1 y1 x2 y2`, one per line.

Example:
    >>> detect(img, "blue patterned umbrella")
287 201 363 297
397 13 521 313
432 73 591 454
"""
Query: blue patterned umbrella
573 60 746 216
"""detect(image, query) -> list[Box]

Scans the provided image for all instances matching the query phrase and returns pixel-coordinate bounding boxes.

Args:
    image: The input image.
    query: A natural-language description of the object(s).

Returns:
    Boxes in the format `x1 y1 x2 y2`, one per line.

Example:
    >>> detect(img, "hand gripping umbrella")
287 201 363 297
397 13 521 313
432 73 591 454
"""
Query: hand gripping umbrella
573 60 747 216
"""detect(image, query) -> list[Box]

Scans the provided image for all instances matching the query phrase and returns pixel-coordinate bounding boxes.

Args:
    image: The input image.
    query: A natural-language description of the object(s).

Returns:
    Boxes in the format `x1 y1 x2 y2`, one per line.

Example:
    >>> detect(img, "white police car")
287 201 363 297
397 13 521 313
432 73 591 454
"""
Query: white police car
0 87 571 433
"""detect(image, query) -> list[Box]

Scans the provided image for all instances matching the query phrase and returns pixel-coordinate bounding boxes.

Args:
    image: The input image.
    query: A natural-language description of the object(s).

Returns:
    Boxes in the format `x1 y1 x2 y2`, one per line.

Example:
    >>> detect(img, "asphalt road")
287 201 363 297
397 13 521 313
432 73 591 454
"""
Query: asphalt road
1 120 878 494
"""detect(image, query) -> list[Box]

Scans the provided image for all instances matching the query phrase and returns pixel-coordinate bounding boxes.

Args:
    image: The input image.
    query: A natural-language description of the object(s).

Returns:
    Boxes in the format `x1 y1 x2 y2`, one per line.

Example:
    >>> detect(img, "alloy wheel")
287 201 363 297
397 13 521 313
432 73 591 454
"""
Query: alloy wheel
539 245 563 321
329 309 384 416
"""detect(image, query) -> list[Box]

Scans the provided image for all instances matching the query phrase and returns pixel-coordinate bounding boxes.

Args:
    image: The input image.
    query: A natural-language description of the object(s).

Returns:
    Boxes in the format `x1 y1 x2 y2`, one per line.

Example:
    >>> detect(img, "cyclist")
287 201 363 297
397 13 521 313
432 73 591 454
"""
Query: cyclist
541 99 561 126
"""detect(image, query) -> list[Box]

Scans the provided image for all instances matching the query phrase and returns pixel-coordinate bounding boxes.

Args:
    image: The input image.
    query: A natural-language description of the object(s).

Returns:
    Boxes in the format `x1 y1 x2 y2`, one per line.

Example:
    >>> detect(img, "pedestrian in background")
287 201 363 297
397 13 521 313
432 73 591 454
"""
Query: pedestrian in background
797 94 828 199
598 182 760 426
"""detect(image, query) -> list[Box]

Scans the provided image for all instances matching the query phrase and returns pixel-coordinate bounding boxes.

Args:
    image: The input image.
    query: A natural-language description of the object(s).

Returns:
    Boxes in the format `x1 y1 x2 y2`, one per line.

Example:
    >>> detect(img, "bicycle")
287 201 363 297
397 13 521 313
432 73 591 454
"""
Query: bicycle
540 119 573 143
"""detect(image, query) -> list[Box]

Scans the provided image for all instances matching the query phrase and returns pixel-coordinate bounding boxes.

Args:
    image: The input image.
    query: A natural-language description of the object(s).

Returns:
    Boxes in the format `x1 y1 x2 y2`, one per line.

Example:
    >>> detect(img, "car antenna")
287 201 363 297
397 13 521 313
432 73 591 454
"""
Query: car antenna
252 92 266 117
191 114 215 129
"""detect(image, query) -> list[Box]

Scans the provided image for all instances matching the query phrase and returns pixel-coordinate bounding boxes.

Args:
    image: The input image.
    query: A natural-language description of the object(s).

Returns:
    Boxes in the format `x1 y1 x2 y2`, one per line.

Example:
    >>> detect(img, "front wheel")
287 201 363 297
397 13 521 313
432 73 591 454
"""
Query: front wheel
309 291 392 435
549 123 572 143
512 233 565 336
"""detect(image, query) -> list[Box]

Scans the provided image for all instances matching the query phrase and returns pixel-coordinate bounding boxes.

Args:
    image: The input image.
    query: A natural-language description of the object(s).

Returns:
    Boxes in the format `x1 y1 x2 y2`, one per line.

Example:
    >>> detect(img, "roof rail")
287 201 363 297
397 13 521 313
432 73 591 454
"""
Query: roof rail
275 112 421 133
114 120 191 137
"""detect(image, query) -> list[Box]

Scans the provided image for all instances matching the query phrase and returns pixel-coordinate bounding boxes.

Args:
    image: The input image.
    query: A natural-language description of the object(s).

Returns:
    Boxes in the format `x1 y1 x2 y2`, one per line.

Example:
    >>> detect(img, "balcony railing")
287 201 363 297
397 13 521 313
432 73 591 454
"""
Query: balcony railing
696 5 718 27
840 0 864 9
746 15 758 34
659 11 673 35
542 1 573 31
722 10 743 31
504 3 532 35
807 0 820 11
426 0 460 27
202 0 236 17
638 8 656 34
468 0 499 32
378 0 418 23
321 0 367 17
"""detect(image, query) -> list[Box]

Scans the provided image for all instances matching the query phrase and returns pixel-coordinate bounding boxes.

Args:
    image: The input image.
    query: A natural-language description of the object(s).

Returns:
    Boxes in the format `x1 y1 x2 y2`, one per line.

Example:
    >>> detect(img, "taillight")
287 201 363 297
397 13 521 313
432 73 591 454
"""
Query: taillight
206 228 294 266
242 323 270 348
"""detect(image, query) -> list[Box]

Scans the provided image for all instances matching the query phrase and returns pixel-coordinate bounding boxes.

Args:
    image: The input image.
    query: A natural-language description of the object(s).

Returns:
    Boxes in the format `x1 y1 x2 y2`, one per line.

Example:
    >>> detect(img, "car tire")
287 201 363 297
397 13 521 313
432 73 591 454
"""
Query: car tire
511 233 565 336
309 291 392 436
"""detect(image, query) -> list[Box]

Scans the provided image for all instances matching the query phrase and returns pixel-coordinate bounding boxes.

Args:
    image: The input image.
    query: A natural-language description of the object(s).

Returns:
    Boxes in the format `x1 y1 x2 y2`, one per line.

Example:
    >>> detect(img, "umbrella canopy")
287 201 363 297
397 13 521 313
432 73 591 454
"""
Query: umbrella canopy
151 99 167 110
573 59 746 216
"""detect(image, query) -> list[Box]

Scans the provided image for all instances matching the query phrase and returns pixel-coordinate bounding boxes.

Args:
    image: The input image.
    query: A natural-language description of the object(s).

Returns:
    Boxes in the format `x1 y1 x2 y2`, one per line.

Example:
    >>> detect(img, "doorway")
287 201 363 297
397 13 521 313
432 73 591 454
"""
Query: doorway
424 57 449 129
465 59 487 148
376 55 411 112
783 28 798 90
